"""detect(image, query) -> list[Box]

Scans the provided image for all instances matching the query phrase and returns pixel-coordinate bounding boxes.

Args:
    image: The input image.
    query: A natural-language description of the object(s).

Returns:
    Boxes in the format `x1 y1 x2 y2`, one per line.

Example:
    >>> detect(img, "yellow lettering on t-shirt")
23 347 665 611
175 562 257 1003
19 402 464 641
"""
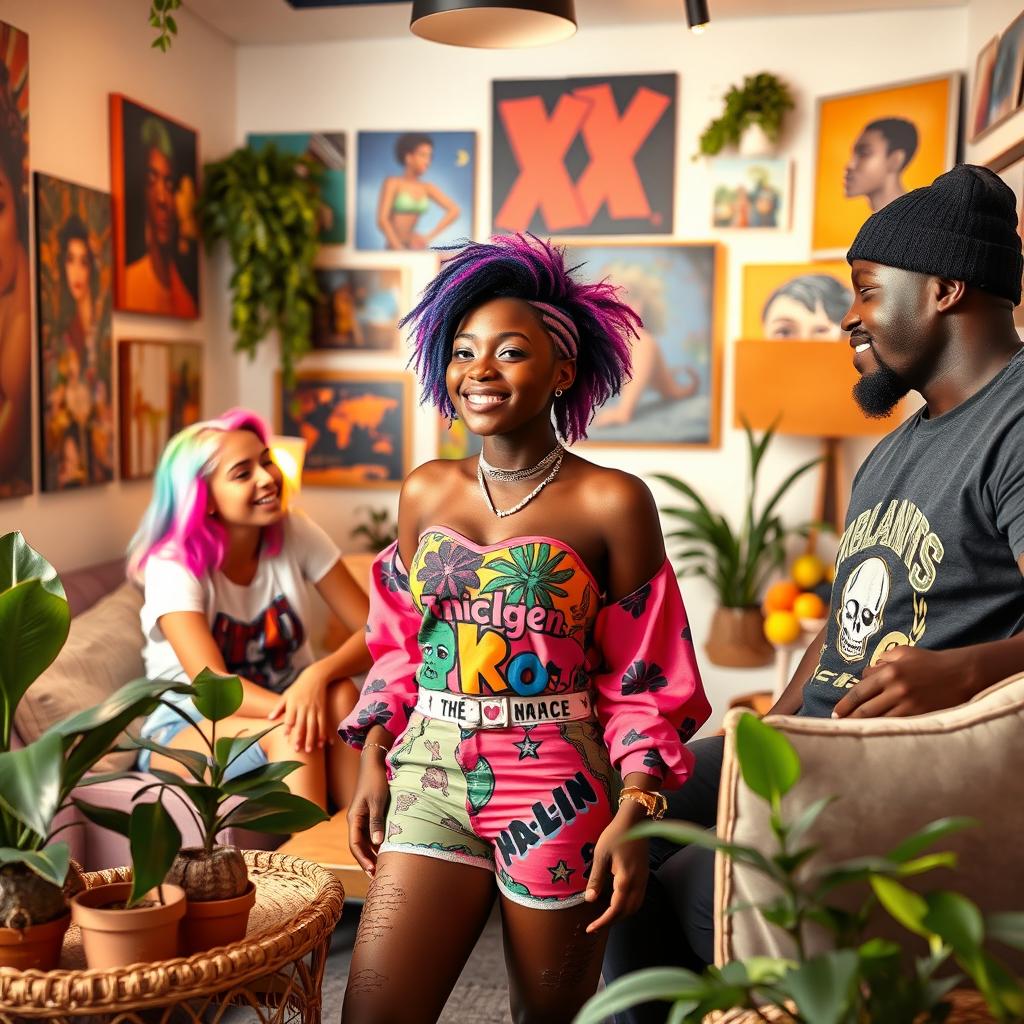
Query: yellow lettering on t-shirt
456 623 508 695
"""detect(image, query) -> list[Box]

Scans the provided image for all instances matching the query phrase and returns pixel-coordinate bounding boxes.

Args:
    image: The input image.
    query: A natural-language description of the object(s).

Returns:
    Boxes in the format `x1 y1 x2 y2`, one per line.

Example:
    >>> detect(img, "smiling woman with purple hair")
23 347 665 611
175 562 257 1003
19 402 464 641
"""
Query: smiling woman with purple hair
337 234 711 1023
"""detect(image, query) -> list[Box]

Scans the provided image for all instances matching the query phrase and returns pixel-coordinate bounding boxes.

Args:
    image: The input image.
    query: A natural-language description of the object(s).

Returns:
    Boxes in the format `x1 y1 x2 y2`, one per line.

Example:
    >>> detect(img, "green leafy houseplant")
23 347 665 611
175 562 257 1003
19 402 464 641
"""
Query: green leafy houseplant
578 715 1024 1024
148 0 182 51
197 144 324 387
0 532 187 935
698 73 795 157
350 505 399 554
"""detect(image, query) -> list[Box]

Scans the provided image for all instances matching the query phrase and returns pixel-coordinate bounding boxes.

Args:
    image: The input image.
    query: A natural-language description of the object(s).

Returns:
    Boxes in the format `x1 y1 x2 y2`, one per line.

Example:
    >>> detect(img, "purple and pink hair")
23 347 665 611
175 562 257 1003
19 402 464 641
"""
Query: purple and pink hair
401 234 640 443
126 408 283 583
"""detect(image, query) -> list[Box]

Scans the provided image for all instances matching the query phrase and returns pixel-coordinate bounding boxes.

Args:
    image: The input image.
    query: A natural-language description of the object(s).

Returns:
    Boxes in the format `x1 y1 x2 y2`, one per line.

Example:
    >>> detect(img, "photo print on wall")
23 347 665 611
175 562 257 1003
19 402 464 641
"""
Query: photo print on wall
247 131 348 244
311 266 407 352
0 19 30 499
560 241 723 447
742 262 853 340
110 94 200 318
492 73 677 237
710 158 792 230
356 130 475 251
35 173 114 491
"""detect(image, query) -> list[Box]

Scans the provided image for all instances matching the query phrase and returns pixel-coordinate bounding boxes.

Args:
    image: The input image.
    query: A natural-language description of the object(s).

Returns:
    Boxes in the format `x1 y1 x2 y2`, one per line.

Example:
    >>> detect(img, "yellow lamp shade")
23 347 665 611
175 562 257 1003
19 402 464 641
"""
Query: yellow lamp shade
269 435 307 498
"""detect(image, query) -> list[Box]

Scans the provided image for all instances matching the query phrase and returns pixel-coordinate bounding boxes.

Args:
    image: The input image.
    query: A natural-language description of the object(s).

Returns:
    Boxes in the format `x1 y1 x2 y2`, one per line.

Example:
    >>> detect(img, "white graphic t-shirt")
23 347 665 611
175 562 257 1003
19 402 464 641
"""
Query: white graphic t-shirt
141 510 341 693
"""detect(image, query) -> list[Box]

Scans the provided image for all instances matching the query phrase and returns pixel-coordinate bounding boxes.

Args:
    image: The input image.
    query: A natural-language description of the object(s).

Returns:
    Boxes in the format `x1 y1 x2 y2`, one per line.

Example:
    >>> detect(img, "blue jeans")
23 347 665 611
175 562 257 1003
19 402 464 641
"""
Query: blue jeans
602 734 724 1024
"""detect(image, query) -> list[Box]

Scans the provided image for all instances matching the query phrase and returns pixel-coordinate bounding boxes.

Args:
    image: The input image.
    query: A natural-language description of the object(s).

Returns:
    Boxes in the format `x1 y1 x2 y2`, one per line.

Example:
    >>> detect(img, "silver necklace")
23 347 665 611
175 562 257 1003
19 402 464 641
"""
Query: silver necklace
478 442 563 482
477 451 564 518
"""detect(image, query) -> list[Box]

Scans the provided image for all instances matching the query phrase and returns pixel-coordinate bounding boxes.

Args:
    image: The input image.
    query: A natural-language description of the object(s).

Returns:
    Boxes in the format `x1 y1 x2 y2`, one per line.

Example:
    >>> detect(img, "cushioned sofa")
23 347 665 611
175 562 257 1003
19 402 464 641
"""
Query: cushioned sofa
13 559 277 872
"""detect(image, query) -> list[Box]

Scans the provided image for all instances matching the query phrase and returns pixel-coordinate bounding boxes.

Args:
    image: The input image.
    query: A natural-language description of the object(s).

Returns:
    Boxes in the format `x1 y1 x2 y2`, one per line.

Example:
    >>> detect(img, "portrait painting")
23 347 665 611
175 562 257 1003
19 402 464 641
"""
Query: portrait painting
356 130 475 252
560 242 723 447
118 340 202 480
35 173 114 491
812 74 960 258
710 158 791 230
742 262 853 340
438 415 482 461
279 371 411 488
110 94 200 318
987 147 1024 328
969 36 1000 141
247 131 347 244
492 73 677 237
311 266 407 351
986 12 1024 132
0 20 30 499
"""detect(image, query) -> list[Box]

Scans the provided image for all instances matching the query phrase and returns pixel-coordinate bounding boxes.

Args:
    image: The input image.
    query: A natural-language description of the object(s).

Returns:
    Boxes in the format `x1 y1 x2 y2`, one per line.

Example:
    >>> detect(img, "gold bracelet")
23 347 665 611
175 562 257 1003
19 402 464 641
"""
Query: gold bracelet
362 742 390 758
618 786 668 820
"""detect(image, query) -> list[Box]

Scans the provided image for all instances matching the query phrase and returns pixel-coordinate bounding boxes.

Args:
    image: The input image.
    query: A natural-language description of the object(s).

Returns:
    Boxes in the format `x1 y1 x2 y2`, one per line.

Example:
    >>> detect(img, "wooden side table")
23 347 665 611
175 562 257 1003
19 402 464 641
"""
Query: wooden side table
0 851 344 1023
278 811 370 900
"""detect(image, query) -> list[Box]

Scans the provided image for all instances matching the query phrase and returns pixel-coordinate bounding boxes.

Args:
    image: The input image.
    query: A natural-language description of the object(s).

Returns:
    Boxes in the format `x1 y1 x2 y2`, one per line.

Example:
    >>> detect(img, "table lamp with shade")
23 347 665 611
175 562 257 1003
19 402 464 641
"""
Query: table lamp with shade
269 435 307 504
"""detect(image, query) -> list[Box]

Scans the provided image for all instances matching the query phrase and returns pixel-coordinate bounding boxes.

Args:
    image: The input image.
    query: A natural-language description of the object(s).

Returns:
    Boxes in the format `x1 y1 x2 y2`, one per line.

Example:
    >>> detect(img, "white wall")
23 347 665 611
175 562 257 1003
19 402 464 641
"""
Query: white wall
0 0 237 570
235 7 967 723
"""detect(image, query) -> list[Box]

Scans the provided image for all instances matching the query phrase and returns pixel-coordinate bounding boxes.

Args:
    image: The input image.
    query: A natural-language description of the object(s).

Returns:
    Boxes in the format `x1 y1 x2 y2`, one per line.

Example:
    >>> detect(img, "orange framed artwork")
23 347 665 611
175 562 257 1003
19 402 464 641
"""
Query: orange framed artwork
109 94 200 319
811 74 960 259
277 370 412 488
742 261 852 340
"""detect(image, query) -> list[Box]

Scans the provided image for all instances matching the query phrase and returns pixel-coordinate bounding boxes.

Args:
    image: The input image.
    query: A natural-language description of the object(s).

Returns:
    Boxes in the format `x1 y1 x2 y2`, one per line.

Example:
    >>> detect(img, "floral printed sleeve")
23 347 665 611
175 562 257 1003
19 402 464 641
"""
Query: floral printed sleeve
337 541 421 749
590 559 711 790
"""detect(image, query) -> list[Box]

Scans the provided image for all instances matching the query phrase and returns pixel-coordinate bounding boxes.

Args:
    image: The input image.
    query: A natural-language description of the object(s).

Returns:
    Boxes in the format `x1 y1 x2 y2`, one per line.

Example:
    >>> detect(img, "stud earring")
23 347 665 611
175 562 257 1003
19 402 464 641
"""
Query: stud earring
555 388 564 398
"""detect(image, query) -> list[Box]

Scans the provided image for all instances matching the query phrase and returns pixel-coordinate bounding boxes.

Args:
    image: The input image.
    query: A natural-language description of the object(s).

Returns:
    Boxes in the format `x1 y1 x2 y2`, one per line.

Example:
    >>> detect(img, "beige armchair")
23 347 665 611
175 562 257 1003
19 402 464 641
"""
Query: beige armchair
714 673 1024 976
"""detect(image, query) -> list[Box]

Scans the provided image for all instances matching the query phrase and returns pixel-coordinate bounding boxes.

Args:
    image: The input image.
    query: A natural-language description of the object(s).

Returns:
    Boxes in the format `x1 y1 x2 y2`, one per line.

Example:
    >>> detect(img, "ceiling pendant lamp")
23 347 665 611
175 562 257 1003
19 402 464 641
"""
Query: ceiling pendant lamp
685 0 710 34
410 0 577 48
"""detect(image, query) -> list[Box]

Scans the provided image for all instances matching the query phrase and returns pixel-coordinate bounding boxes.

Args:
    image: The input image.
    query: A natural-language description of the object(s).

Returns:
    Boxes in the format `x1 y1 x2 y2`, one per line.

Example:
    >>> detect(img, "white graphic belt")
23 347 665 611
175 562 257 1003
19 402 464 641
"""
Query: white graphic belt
415 689 594 730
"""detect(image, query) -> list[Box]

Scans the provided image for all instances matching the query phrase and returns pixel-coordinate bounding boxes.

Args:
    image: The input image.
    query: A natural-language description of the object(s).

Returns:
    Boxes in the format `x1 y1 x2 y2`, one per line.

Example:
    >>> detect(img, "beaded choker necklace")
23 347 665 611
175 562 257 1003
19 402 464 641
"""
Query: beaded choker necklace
477 443 563 482
477 448 565 519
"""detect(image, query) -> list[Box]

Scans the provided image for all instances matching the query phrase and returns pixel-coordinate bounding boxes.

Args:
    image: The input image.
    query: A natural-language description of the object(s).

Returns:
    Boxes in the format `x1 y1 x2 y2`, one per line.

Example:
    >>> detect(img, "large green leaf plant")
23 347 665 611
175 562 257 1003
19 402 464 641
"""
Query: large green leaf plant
0 532 186 914
655 422 821 608
577 715 1024 1024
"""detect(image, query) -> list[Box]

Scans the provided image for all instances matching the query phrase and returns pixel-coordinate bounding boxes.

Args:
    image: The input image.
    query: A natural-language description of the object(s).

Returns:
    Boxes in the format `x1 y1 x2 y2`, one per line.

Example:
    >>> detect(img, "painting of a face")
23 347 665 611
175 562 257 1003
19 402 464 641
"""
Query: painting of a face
64 237 90 301
145 145 174 247
763 294 845 340
844 129 895 198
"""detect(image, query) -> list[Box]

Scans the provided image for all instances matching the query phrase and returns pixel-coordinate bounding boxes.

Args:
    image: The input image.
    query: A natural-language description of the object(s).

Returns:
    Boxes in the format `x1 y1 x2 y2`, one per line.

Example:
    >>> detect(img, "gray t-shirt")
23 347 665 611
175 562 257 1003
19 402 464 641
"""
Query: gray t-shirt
799 347 1024 718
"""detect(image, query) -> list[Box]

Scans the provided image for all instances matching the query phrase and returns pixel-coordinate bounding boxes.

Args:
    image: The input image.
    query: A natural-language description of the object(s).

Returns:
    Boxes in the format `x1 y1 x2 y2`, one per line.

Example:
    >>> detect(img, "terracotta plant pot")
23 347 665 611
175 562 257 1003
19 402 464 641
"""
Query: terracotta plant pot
705 606 775 668
71 882 185 969
180 880 256 954
0 911 70 970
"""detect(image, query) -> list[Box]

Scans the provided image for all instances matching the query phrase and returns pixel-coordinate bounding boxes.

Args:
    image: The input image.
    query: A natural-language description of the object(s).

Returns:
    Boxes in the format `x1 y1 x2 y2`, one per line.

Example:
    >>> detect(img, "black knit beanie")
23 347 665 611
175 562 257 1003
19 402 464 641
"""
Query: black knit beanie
847 163 1023 305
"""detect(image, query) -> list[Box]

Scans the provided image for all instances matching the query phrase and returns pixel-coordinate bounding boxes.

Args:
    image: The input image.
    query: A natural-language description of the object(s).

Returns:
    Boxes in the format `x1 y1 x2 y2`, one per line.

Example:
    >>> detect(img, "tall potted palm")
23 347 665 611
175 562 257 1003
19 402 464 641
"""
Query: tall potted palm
654 423 820 668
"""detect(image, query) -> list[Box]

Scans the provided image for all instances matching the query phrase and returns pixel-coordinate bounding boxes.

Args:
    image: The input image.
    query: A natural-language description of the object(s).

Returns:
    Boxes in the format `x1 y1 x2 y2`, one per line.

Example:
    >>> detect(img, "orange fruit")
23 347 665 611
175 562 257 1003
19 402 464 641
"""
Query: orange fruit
764 610 802 646
793 592 827 621
763 580 800 613
791 553 826 590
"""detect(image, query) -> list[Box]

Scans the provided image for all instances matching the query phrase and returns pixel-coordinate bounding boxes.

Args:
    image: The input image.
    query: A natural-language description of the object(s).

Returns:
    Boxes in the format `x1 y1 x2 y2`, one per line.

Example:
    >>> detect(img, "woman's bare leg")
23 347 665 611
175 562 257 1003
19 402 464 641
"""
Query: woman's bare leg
326 679 360 809
342 851 496 1024
500 895 608 1024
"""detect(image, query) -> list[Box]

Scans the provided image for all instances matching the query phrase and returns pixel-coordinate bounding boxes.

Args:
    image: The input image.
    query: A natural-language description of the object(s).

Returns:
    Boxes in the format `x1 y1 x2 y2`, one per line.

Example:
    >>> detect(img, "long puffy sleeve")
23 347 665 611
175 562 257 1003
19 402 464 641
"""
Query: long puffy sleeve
590 560 711 790
338 542 421 749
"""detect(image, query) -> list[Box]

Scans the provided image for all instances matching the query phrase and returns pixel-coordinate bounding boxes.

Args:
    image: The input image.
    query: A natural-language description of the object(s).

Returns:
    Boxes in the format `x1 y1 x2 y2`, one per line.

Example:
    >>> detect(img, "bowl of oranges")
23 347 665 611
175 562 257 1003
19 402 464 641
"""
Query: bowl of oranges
762 554 833 647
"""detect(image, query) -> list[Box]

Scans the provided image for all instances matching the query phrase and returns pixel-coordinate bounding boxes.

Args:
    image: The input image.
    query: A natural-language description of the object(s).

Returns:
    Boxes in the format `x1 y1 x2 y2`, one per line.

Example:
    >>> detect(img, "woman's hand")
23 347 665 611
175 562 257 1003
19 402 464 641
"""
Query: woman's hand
583 805 650 933
268 661 335 752
348 745 391 876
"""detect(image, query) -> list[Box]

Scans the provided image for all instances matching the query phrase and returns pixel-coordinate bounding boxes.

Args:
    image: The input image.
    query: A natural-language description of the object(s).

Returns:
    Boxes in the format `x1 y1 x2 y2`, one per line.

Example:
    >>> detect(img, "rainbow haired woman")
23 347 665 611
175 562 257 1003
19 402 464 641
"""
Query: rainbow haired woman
339 235 710 1023
128 407 372 810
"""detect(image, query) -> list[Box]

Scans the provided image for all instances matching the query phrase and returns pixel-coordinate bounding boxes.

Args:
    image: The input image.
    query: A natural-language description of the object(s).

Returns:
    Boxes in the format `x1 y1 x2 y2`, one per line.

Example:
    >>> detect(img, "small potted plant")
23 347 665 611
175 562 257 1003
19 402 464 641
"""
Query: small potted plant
579 715 1024 1023
654 422 821 668
350 505 398 554
0 532 187 970
698 72 795 158
78 669 328 955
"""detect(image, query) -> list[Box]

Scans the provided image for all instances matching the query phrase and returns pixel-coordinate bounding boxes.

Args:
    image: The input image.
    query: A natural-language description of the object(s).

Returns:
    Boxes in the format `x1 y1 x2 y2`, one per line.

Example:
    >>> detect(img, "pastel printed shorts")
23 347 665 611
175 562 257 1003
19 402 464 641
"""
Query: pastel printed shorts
381 712 616 909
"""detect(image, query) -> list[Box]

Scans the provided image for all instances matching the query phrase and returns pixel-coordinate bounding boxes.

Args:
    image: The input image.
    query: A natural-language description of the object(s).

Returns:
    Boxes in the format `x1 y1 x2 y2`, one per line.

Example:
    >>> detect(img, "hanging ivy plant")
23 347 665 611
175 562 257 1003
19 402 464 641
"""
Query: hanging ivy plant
149 0 182 51
197 145 324 386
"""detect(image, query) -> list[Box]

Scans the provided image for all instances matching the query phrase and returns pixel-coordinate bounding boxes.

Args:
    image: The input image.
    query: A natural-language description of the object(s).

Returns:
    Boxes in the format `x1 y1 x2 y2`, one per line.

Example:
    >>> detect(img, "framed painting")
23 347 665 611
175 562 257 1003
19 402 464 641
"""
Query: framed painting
969 36 1000 142
438 415 482 460
986 12 1024 134
247 131 347 244
35 173 114 491
118 339 202 480
811 74 960 258
278 370 411 488
986 142 1024 328
492 73 677 237
0 19 30 499
110 94 200 318
710 158 791 230
311 266 407 352
559 241 724 447
356 130 475 251
742 261 852 340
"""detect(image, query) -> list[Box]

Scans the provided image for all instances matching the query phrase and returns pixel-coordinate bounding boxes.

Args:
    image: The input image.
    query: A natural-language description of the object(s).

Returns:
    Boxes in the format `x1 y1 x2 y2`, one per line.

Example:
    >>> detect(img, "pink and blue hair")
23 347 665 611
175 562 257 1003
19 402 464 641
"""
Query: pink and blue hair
126 408 283 583
402 234 640 444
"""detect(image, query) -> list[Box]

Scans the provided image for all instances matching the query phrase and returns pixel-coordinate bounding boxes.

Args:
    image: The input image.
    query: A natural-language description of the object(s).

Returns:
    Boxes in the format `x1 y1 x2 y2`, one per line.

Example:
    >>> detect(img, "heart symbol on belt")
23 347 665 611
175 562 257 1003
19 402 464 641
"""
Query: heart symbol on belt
483 705 501 721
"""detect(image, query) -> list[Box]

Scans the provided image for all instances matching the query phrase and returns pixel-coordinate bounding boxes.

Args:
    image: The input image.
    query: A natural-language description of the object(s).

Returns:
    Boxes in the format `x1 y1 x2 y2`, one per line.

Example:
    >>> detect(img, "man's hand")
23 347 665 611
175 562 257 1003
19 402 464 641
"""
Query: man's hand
833 646 977 719
268 661 335 752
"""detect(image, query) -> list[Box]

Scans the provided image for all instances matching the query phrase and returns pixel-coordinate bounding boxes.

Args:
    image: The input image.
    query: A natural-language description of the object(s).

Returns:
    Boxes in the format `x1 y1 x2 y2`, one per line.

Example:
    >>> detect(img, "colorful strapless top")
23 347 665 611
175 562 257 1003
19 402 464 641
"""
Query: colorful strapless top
338 527 711 789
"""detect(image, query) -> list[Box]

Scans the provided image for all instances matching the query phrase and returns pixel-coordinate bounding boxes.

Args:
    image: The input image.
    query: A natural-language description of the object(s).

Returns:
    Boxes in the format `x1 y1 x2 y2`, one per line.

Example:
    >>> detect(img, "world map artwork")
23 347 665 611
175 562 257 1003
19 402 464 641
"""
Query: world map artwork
281 373 409 487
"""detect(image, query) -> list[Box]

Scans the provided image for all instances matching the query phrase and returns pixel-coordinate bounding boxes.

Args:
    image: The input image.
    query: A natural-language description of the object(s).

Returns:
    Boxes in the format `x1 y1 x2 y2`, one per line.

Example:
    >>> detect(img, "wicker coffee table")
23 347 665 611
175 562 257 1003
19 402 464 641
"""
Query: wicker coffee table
0 851 344 1023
